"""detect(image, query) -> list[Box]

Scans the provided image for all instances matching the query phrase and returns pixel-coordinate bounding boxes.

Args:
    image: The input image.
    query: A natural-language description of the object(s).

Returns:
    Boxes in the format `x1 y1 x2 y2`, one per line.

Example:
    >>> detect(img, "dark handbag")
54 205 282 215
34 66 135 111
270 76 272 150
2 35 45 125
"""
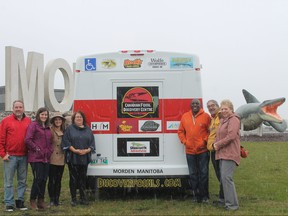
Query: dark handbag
240 145 248 158
65 150 72 163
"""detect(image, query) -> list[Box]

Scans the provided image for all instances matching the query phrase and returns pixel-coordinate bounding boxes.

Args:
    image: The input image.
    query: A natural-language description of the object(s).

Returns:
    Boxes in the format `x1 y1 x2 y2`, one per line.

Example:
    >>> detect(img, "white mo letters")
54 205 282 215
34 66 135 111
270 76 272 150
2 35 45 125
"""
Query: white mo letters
5 46 74 112
44 59 74 112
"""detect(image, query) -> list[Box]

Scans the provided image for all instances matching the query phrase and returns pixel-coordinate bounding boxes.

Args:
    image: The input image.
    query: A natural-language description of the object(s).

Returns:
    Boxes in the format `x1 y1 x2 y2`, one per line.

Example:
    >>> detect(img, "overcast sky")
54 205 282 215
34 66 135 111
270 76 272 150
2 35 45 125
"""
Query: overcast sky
1 0 288 117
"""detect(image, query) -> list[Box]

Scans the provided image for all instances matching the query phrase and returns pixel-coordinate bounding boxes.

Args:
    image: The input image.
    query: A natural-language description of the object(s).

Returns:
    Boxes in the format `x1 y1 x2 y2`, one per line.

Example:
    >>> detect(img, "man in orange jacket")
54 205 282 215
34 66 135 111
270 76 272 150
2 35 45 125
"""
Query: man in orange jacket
178 99 211 203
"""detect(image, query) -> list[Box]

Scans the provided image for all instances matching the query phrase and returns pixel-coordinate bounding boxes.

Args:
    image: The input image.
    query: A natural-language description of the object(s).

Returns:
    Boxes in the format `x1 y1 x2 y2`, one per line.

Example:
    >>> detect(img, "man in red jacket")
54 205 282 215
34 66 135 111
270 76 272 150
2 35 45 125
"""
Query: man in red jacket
0 100 31 212
178 99 211 203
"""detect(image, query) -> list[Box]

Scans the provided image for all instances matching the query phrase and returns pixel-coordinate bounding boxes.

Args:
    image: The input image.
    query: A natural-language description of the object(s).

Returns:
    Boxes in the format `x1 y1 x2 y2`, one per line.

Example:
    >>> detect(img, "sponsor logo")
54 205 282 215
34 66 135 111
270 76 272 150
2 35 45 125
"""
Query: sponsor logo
127 141 150 153
122 87 154 118
91 122 110 131
170 57 193 69
139 120 161 132
119 121 133 132
101 59 116 69
124 59 143 68
85 58 96 71
166 121 180 130
147 58 167 69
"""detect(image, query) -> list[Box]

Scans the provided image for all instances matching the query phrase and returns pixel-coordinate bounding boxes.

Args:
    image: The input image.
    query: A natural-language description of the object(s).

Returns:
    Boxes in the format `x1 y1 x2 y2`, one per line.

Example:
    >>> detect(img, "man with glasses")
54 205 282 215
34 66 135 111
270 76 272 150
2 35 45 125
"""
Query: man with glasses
206 100 224 206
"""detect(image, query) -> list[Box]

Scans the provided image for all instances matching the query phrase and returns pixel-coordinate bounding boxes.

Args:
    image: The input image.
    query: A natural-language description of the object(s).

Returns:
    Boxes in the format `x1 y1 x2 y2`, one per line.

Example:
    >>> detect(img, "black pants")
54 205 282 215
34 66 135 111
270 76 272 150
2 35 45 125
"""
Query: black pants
48 164 65 202
30 162 49 200
68 163 88 201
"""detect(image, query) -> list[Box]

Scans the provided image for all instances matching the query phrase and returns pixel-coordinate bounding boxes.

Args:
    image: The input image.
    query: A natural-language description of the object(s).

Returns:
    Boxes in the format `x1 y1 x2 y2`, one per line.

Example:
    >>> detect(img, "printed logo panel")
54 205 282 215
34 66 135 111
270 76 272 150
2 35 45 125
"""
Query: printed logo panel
101 59 117 69
118 120 134 133
117 86 159 118
139 120 161 132
166 121 180 130
123 58 143 68
91 122 110 131
170 57 193 69
117 137 159 157
127 141 150 153
147 58 168 69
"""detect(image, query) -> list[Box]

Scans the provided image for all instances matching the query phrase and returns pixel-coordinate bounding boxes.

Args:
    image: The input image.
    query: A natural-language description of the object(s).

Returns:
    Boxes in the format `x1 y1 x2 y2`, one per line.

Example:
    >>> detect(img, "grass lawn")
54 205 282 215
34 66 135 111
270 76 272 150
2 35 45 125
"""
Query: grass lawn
1 141 288 215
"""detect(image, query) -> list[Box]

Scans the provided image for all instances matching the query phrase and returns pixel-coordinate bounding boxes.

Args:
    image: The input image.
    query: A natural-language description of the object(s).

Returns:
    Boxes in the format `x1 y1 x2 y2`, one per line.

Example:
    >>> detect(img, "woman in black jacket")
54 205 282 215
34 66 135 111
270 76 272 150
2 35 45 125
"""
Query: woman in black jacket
61 111 95 206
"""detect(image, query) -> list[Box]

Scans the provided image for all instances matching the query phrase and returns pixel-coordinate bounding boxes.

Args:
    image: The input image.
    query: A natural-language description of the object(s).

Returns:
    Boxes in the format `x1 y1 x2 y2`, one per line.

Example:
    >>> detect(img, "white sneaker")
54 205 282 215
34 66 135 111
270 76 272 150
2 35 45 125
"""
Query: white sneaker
5 206 14 212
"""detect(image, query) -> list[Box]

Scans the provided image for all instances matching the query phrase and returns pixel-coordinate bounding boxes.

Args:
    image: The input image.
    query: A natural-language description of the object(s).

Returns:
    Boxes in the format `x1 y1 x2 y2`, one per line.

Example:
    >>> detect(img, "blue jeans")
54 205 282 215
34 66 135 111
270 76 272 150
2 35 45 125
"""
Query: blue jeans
186 151 210 200
4 156 28 206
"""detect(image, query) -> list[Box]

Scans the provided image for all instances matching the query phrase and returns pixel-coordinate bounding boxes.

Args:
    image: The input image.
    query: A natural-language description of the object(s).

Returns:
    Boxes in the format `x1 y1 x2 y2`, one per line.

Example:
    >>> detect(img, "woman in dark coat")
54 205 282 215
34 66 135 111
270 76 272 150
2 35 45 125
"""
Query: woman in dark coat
25 107 52 210
61 111 95 206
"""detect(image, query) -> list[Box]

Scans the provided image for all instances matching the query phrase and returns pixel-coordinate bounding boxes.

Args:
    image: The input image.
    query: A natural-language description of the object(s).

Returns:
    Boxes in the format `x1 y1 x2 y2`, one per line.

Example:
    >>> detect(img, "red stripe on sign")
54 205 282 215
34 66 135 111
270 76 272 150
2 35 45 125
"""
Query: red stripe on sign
73 98 201 134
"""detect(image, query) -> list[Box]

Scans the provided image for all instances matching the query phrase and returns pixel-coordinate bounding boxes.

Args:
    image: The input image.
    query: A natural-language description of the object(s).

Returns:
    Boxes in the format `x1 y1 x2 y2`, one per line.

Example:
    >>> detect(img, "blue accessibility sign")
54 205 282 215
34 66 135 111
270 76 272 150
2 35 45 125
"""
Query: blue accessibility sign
85 58 96 71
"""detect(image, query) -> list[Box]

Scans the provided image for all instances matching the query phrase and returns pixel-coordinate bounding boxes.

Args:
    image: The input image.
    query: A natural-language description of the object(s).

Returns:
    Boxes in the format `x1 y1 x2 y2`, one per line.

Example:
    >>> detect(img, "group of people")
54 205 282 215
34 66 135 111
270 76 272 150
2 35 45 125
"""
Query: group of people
0 100 95 212
1 98 240 212
178 99 241 211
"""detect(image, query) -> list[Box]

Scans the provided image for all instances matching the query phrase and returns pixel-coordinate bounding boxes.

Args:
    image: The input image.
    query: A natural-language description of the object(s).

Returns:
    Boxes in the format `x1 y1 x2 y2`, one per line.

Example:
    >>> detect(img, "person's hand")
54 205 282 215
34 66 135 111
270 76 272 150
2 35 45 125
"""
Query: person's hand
74 149 86 155
3 153 10 161
213 143 219 151
78 149 91 155
73 148 91 155
74 149 82 155
78 149 86 155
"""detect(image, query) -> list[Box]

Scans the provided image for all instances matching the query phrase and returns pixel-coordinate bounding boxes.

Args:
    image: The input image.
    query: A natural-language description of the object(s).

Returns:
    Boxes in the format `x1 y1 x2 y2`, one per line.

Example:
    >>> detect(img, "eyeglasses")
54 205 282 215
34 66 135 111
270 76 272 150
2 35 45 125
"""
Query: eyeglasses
207 104 216 108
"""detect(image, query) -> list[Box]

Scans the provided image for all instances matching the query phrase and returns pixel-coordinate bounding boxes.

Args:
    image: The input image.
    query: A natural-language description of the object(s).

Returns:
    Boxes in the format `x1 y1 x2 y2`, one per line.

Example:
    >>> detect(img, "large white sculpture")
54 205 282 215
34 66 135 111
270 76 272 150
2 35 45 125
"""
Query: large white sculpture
5 46 74 112
5 46 44 110
44 59 74 112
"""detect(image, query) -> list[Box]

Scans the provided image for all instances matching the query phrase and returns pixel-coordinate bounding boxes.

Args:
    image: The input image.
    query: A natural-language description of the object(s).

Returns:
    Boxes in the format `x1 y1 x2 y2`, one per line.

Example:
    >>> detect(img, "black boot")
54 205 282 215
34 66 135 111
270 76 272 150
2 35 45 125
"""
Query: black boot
15 200 28 211
54 197 59 206
37 198 46 210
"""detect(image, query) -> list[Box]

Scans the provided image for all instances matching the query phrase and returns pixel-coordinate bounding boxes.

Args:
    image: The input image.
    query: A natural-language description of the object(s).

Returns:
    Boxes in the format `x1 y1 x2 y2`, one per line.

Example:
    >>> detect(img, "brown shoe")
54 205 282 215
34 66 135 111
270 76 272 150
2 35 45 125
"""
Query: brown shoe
30 199 38 210
37 198 46 210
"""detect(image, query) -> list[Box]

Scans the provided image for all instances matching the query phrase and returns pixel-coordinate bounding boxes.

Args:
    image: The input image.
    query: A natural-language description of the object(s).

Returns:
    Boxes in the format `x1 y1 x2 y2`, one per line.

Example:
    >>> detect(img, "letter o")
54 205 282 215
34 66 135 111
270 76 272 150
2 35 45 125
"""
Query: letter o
44 59 74 112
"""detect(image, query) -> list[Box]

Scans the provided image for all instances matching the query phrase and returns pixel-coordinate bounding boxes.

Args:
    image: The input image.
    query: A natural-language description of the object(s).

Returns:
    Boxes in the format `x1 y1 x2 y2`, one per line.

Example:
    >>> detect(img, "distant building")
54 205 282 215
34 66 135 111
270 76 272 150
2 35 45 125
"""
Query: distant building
0 86 65 111
0 86 4 110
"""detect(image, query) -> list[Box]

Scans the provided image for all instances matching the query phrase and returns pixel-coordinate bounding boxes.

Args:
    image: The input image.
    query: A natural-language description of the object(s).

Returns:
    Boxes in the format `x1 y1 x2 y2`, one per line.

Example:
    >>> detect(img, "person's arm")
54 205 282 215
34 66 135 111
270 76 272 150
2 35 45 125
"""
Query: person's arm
177 117 187 145
69 146 81 154
61 126 72 151
88 129 96 154
0 121 8 160
203 115 211 144
25 123 39 151
46 128 54 155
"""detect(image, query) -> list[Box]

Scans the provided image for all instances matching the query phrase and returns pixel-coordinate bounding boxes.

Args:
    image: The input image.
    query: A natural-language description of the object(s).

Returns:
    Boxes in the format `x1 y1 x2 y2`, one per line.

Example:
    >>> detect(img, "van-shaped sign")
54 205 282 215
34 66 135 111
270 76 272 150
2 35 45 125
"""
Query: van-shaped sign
74 50 203 195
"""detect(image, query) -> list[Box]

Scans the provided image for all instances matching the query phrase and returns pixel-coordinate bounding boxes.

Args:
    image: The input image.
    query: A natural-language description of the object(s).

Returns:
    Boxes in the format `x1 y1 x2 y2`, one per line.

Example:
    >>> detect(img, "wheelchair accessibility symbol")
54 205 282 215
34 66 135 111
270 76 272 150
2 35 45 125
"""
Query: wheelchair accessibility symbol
85 58 96 71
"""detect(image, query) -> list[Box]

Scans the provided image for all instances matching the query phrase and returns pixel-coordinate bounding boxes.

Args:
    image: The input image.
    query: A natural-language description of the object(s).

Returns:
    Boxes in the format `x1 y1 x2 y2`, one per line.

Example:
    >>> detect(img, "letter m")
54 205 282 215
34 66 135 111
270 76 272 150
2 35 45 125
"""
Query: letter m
5 46 44 111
